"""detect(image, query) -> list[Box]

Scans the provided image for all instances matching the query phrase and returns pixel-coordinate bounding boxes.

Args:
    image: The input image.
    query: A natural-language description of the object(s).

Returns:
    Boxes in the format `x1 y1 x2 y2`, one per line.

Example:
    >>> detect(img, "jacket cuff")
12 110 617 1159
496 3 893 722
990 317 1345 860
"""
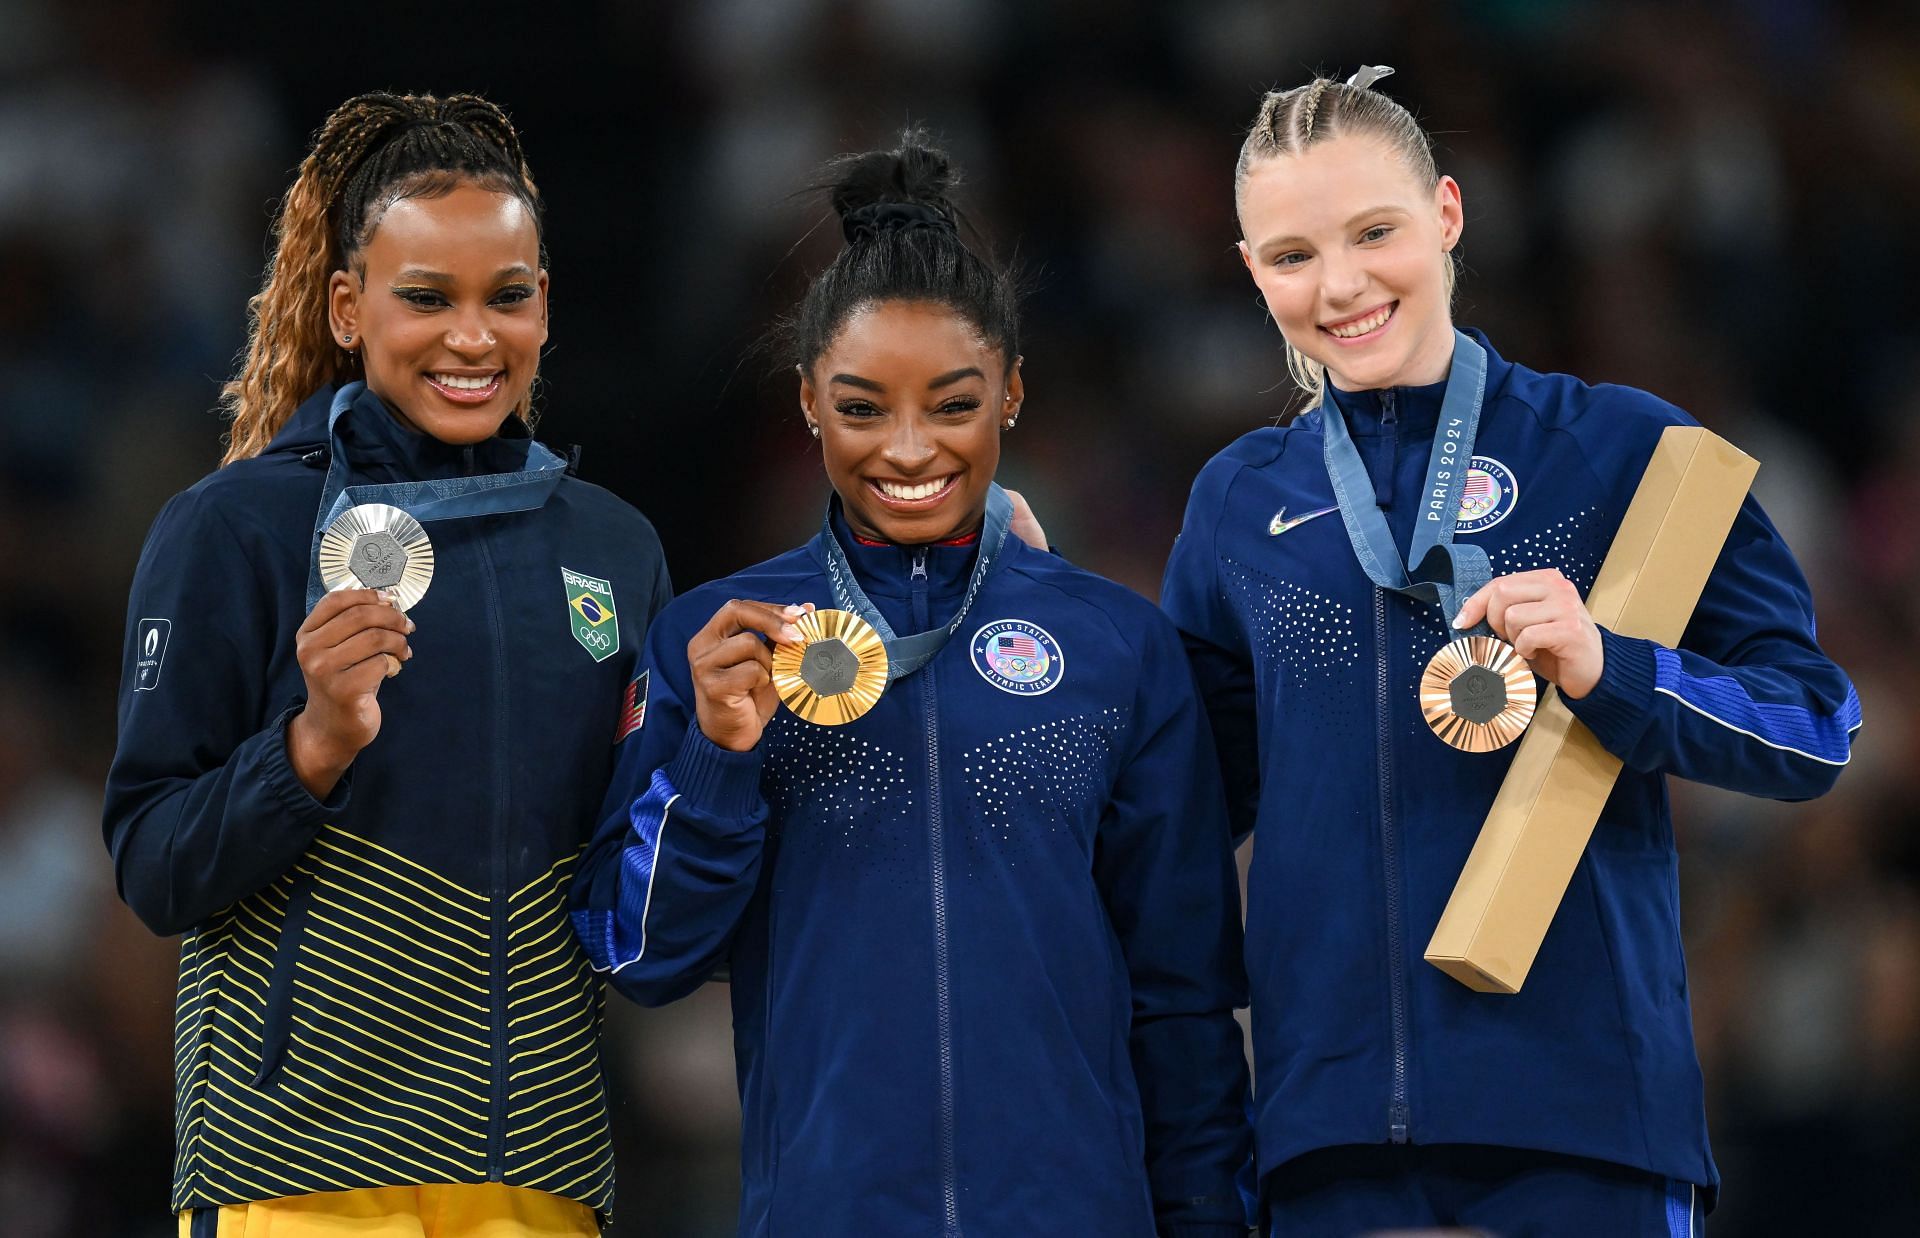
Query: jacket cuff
262 703 350 823
664 726 766 823
1563 627 1658 755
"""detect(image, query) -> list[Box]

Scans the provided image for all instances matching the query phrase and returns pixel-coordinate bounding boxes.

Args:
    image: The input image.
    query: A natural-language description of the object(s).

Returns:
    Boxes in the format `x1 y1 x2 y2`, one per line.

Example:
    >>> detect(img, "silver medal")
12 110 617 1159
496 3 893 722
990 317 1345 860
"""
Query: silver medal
318 503 435 611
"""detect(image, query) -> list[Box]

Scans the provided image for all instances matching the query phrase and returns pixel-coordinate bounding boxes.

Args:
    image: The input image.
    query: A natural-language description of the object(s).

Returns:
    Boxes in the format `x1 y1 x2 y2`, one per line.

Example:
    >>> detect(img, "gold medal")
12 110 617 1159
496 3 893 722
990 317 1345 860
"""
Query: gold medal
771 608 889 725
318 502 435 611
1419 635 1536 752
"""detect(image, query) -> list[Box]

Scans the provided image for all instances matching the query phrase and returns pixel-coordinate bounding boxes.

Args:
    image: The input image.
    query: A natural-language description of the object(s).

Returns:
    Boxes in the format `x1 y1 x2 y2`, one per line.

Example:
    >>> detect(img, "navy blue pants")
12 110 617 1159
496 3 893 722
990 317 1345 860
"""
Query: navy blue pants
1265 1144 1706 1237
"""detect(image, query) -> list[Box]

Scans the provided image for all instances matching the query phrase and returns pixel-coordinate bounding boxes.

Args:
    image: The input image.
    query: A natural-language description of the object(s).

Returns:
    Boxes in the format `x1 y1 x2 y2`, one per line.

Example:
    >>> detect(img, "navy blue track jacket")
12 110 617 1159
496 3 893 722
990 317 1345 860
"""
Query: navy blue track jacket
104 388 670 1215
570 511 1253 1237
1161 329 1859 1200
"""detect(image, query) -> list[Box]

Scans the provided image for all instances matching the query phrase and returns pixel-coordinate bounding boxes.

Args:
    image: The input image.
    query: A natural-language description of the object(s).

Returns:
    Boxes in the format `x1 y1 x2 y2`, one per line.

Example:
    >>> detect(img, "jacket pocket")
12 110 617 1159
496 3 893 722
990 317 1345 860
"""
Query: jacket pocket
252 870 315 1086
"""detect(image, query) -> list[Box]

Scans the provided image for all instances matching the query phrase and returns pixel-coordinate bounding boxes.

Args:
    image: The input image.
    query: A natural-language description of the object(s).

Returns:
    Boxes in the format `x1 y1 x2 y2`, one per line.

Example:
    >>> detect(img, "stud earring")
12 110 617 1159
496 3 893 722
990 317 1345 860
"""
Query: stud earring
342 334 353 345
1002 416 1018 430
808 423 820 439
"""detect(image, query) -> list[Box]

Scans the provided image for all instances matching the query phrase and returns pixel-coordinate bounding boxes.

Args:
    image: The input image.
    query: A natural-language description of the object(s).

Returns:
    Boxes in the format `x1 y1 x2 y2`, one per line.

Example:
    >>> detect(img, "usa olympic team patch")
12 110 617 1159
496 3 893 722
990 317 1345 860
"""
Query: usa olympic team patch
970 619 1064 696
1455 455 1518 534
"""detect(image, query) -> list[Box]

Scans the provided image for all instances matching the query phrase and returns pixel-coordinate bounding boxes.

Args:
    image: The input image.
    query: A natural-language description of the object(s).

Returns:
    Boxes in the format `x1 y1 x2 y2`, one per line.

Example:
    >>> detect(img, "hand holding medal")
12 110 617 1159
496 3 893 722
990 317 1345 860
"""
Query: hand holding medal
1420 568 1599 755
286 587 416 798
691 600 811 752
1450 568 1604 699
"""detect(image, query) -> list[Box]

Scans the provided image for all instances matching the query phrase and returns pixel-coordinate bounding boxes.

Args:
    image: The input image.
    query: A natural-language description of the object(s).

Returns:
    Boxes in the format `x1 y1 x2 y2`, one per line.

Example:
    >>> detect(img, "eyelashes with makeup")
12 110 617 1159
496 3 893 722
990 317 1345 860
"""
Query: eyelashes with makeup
832 397 983 419
391 284 537 310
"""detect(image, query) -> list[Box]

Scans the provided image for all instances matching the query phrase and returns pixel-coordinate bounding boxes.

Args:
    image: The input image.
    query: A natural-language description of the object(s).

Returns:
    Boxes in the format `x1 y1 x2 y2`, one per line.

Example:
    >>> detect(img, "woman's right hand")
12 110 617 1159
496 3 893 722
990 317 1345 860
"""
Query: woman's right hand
287 588 414 797
690 600 805 753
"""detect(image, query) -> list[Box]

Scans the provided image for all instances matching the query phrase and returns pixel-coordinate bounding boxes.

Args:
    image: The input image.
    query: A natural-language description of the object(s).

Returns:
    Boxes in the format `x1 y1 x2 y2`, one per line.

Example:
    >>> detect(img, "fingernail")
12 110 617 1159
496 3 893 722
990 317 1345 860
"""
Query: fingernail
780 624 802 644
379 589 399 606
782 604 804 619
405 618 417 634
803 602 816 613
1450 609 1467 628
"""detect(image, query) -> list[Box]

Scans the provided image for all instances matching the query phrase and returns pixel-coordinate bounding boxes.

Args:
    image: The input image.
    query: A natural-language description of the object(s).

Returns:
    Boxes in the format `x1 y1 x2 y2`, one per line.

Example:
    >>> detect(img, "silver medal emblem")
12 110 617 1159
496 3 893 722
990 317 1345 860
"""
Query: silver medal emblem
318 503 435 611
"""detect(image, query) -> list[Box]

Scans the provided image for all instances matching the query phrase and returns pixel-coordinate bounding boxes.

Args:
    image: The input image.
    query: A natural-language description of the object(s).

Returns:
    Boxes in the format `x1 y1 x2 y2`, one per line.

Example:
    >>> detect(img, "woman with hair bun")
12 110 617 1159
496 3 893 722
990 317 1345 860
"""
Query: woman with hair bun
571 132 1252 1237
105 92 669 1236
1162 66 1858 1235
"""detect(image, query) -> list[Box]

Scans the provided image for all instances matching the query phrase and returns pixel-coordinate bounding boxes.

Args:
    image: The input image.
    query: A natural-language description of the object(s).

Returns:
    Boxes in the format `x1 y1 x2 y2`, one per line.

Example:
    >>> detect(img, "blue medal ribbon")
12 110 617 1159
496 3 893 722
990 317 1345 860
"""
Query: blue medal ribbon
305 381 569 608
818 483 1014 683
1319 329 1494 632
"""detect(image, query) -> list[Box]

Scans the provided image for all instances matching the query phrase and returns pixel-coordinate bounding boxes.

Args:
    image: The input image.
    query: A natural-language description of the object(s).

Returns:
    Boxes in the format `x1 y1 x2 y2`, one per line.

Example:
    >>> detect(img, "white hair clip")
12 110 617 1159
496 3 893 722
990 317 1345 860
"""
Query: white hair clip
1346 65 1396 90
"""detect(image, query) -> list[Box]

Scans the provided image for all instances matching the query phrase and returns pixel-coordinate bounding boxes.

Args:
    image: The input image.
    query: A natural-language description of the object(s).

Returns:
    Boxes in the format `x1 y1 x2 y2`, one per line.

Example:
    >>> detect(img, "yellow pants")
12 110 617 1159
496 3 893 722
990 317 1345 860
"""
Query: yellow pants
177 1184 598 1237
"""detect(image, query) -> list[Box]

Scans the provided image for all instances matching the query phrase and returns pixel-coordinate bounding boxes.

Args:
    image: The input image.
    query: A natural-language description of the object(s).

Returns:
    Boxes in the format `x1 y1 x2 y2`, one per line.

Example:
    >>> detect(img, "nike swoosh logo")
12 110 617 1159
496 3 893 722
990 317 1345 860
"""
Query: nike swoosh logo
1269 505 1338 536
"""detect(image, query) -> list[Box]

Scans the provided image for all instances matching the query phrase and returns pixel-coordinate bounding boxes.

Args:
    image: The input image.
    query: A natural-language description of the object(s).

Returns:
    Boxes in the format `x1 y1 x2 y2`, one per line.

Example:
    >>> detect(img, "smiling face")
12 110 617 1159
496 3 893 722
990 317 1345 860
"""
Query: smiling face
799 299 1023 544
328 182 549 444
1237 134 1463 392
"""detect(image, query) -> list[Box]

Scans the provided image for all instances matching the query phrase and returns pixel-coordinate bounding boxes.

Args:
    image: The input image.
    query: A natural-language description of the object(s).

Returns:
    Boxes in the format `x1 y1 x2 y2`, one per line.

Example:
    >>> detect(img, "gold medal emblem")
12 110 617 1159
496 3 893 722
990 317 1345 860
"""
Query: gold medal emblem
318 502 436 611
771 608 889 726
1419 635 1536 752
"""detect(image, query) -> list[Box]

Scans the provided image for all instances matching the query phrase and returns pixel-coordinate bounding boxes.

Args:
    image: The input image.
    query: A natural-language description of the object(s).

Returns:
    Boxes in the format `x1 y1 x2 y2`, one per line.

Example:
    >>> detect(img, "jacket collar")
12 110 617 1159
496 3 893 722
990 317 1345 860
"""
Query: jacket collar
264 385 533 481
1319 326 1512 439
813 496 982 601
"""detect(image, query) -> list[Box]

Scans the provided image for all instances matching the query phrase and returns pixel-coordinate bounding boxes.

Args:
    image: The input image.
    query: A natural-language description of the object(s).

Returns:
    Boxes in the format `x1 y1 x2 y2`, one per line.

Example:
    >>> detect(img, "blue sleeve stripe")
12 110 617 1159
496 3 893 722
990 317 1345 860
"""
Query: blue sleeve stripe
608 769 678 976
1653 646 1861 766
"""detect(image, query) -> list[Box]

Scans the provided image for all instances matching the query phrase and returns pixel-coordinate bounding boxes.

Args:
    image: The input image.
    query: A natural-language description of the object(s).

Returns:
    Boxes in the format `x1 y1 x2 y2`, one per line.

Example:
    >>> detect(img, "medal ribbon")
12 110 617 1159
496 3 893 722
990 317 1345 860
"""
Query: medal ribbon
306 382 569 607
1319 329 1494 632
819 483 1015 683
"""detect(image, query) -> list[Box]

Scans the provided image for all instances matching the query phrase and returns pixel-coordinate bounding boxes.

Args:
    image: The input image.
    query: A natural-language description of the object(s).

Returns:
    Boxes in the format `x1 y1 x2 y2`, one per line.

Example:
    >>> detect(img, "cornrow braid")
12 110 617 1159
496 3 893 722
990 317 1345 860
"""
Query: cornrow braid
1232 68 1455 404
220 92 543 466
1294 77 1334 145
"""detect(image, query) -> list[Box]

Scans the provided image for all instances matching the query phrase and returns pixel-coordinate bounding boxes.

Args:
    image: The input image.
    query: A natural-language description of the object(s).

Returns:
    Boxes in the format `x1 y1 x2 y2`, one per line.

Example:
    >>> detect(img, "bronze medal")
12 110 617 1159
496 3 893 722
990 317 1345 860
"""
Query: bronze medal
1419 635 1536 753
318 502 436 611
771 608 889 725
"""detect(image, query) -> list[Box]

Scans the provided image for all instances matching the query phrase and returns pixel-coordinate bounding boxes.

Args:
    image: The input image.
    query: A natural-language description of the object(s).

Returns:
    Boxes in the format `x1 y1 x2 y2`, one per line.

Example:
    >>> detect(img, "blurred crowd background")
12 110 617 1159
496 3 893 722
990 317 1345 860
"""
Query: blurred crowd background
2 0 1916 1233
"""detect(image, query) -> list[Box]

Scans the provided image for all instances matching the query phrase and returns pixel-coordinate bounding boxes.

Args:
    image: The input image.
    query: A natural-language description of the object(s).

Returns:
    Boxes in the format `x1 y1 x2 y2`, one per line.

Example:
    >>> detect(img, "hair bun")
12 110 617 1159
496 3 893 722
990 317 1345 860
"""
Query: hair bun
826 131 959 233
841 201 954 244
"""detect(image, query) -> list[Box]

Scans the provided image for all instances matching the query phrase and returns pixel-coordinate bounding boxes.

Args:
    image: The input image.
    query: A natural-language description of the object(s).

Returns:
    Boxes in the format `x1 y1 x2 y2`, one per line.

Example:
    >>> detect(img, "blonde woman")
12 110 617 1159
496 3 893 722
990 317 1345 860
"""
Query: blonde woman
1163 66 1858 1236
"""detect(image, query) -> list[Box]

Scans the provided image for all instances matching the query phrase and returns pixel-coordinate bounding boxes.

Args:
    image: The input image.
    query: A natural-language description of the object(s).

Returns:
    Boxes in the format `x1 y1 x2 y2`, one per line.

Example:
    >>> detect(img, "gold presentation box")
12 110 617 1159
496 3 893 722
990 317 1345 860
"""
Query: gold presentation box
1425 426 1759 993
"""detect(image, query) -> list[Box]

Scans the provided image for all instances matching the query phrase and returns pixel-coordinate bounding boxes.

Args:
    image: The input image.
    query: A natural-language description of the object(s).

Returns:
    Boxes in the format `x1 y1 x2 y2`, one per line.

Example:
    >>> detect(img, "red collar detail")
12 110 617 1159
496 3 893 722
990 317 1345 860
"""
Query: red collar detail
850 532 981 548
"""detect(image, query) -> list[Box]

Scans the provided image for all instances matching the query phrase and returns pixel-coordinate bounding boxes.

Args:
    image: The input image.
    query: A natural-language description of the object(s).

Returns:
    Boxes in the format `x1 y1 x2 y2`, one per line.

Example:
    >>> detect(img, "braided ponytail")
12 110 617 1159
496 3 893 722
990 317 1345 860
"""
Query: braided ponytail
220 92 542 465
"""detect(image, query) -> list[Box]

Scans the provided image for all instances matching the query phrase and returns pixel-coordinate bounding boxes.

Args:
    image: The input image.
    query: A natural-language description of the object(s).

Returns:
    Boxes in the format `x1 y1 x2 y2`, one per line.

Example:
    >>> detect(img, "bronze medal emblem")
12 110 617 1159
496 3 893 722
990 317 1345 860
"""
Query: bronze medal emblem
1419 635 1536 752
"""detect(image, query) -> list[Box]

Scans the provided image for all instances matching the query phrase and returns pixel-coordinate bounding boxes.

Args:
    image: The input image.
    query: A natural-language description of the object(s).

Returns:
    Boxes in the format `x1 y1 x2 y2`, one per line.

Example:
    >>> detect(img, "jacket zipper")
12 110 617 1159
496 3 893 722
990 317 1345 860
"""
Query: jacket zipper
913 548 961 1235
468 446 512 1180
1377 588 1411 1142
1376 390 1412 1144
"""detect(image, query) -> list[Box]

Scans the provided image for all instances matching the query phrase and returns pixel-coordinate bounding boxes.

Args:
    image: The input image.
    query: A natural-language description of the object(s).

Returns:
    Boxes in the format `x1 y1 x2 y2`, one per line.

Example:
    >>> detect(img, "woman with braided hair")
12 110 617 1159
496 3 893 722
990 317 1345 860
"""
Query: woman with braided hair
569 132 1252 1236
105 92 670 1236
1162 67 1858 1234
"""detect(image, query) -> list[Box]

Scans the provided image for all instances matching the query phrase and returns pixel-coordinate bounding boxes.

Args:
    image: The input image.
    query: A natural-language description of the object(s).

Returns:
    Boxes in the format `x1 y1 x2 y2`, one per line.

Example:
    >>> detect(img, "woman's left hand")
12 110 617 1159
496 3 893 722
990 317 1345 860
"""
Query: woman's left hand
1452 568 1604 699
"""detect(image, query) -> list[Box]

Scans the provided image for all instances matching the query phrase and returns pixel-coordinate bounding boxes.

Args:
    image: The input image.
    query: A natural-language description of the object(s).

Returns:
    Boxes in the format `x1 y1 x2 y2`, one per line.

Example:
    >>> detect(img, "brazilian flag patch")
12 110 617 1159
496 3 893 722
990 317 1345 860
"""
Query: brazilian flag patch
564 567 619 663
